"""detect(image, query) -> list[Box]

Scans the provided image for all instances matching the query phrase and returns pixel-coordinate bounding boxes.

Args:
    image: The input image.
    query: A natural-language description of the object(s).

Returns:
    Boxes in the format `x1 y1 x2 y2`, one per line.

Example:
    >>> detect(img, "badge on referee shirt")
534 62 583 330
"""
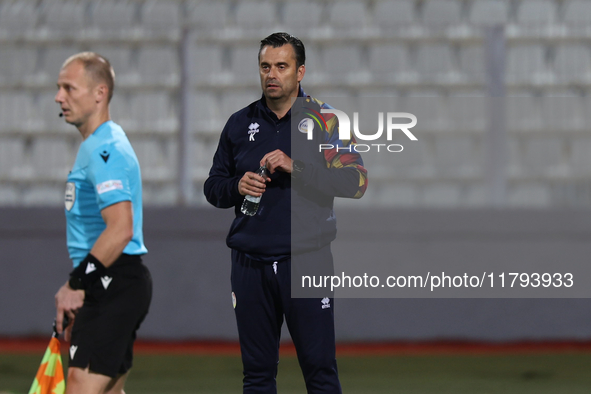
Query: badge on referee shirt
65 182 76 211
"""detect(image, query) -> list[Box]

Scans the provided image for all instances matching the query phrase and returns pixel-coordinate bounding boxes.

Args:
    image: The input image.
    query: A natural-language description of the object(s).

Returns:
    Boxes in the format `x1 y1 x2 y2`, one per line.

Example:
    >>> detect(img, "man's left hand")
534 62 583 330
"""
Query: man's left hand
261 149 293 174
55 281 85 335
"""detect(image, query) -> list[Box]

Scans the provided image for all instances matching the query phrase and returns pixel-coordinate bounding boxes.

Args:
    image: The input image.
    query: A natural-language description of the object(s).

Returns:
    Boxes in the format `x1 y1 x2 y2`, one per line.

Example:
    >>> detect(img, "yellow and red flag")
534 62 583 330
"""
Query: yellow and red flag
28 336 65 394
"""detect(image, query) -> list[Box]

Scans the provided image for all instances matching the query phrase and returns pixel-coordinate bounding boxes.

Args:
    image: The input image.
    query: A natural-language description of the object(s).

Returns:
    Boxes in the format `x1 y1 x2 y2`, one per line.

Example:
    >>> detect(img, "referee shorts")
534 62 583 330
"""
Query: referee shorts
69 254 152 378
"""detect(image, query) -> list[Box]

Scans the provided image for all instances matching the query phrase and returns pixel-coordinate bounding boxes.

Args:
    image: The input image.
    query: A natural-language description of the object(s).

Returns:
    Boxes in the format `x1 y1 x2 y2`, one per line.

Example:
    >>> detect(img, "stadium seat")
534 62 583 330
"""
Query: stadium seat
563 0 591 24
230 44 262 86
138 46 180 86
110 93 138 133
88 0 136 37
0 137 26 179
541 95 585 131
39 45 82 84
321 44 362 81
0 92 40 133
130 92 179 133
416 43 458 83
140 0 180 36
190 91 222 135
459 45 486 85
328 1 367 28
433 136 481 178
506 44 548 84
188 1 229 28
131 137 176 181
0 1 38 38
401 93 448 131
469 0 509 25
449 93 487 132
517 0 556 24
571 137 591 176
506 93 543 132
283 1 323 29
372 0 415 27
191 136 219 179
42 0 87 36
29 137 75 179
422 0 462 25
189 43 225 85
553 45 591 84
0 46 37 86
234 1 278 29
522 137 565 176
368 44 412 79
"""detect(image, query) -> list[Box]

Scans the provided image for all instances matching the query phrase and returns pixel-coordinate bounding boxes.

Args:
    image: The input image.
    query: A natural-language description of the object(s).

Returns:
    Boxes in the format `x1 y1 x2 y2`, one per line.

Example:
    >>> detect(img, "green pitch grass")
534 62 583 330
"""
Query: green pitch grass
2 353 591 393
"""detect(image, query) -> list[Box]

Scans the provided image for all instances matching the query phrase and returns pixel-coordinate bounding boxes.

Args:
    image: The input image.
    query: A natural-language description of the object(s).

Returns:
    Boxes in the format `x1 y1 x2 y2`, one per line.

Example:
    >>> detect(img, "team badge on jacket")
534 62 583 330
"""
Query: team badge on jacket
248 123 260 141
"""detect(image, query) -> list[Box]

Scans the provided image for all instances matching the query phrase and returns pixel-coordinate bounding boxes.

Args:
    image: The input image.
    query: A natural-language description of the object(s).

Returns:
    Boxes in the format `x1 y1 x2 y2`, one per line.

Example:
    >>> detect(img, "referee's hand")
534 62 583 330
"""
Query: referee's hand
54 281 84 335
238 172 268 197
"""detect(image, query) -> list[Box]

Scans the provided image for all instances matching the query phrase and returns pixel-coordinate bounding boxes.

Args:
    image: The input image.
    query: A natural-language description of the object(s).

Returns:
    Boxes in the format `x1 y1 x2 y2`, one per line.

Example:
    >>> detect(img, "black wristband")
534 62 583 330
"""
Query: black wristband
69 253 106 290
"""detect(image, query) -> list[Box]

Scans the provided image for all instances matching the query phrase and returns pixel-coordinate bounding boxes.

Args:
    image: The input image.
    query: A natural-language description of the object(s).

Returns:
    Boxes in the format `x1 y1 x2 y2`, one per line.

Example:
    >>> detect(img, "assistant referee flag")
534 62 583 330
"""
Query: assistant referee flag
28 336 65 394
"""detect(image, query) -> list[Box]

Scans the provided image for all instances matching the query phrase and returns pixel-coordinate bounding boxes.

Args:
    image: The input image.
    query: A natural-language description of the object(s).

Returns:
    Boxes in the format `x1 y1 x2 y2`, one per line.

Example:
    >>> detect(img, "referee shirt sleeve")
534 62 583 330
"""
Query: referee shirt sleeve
88 144 133 210
204 121 243 209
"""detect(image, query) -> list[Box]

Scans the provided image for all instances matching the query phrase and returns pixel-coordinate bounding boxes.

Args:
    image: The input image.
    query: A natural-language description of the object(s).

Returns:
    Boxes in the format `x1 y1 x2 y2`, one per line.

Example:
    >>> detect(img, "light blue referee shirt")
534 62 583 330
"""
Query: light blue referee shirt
64 120 147 267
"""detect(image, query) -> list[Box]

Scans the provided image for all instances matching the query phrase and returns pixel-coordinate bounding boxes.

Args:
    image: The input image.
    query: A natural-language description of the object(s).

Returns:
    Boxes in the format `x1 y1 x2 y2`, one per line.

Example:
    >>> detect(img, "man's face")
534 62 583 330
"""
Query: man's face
54 60 98 128
259 44 305 102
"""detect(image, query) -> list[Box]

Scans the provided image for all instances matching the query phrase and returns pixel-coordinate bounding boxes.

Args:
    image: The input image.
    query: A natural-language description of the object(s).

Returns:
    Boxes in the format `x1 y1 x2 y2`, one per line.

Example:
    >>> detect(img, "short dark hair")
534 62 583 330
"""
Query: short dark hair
258 32 305 68
63 52 115 103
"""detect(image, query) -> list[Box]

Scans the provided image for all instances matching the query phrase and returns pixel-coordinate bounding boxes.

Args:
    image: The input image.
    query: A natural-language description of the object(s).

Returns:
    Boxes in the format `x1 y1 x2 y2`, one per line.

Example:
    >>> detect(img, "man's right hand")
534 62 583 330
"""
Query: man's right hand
238 171 268 197
55 281 85 335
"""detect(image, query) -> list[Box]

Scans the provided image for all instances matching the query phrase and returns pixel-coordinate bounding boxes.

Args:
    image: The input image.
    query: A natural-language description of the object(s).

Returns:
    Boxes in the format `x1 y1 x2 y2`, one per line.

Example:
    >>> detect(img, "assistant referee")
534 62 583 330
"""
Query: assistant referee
53 52 152 394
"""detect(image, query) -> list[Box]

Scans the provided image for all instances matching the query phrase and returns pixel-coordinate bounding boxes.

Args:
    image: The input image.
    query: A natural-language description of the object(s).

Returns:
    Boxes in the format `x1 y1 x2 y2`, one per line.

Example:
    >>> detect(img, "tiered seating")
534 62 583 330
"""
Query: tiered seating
137 46 180 87
328 1 368 29
372 0 416 27
423 0 462 25
0 0 589 208
283 1 323 30
234 1 278 29
469 0 509 25
0 1 38 38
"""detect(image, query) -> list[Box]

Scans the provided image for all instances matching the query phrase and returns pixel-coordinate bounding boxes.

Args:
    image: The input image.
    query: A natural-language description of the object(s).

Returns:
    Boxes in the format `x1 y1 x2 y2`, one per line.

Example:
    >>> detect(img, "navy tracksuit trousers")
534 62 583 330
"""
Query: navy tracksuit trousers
231 245 342 394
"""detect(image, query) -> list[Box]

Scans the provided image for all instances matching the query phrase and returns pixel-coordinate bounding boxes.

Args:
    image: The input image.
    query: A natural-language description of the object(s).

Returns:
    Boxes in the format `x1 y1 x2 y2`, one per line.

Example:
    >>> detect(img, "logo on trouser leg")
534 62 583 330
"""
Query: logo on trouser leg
232 292 237 309
70 345 78 359
321 297 331 309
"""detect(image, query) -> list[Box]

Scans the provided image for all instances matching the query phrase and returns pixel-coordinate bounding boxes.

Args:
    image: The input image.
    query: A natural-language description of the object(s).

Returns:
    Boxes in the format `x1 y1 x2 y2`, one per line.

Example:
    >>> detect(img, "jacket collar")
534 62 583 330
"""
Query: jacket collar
257 85 307 122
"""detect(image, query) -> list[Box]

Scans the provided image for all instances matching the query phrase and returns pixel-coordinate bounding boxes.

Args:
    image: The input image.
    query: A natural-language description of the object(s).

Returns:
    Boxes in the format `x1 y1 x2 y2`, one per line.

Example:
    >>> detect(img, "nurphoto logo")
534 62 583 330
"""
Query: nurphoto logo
300 109 418 153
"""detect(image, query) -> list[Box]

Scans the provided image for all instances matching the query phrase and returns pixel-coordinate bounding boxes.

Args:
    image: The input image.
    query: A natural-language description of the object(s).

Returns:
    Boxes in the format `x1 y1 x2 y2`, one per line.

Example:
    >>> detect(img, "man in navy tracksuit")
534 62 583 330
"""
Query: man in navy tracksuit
204 33 367 394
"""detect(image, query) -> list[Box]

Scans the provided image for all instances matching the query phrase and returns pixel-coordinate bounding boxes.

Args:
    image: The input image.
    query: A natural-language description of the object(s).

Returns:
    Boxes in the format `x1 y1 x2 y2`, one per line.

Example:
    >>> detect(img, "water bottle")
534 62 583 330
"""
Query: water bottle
240 166 268 216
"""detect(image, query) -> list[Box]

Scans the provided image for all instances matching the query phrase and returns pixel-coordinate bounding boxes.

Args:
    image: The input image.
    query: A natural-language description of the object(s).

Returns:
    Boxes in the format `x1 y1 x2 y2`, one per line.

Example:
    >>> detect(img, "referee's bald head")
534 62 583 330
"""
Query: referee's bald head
62 52 115 103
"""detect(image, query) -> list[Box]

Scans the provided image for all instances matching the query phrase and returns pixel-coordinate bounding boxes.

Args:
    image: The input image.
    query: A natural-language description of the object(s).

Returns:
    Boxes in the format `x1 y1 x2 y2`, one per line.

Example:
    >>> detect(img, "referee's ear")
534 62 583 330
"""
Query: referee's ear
94 83 109 105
